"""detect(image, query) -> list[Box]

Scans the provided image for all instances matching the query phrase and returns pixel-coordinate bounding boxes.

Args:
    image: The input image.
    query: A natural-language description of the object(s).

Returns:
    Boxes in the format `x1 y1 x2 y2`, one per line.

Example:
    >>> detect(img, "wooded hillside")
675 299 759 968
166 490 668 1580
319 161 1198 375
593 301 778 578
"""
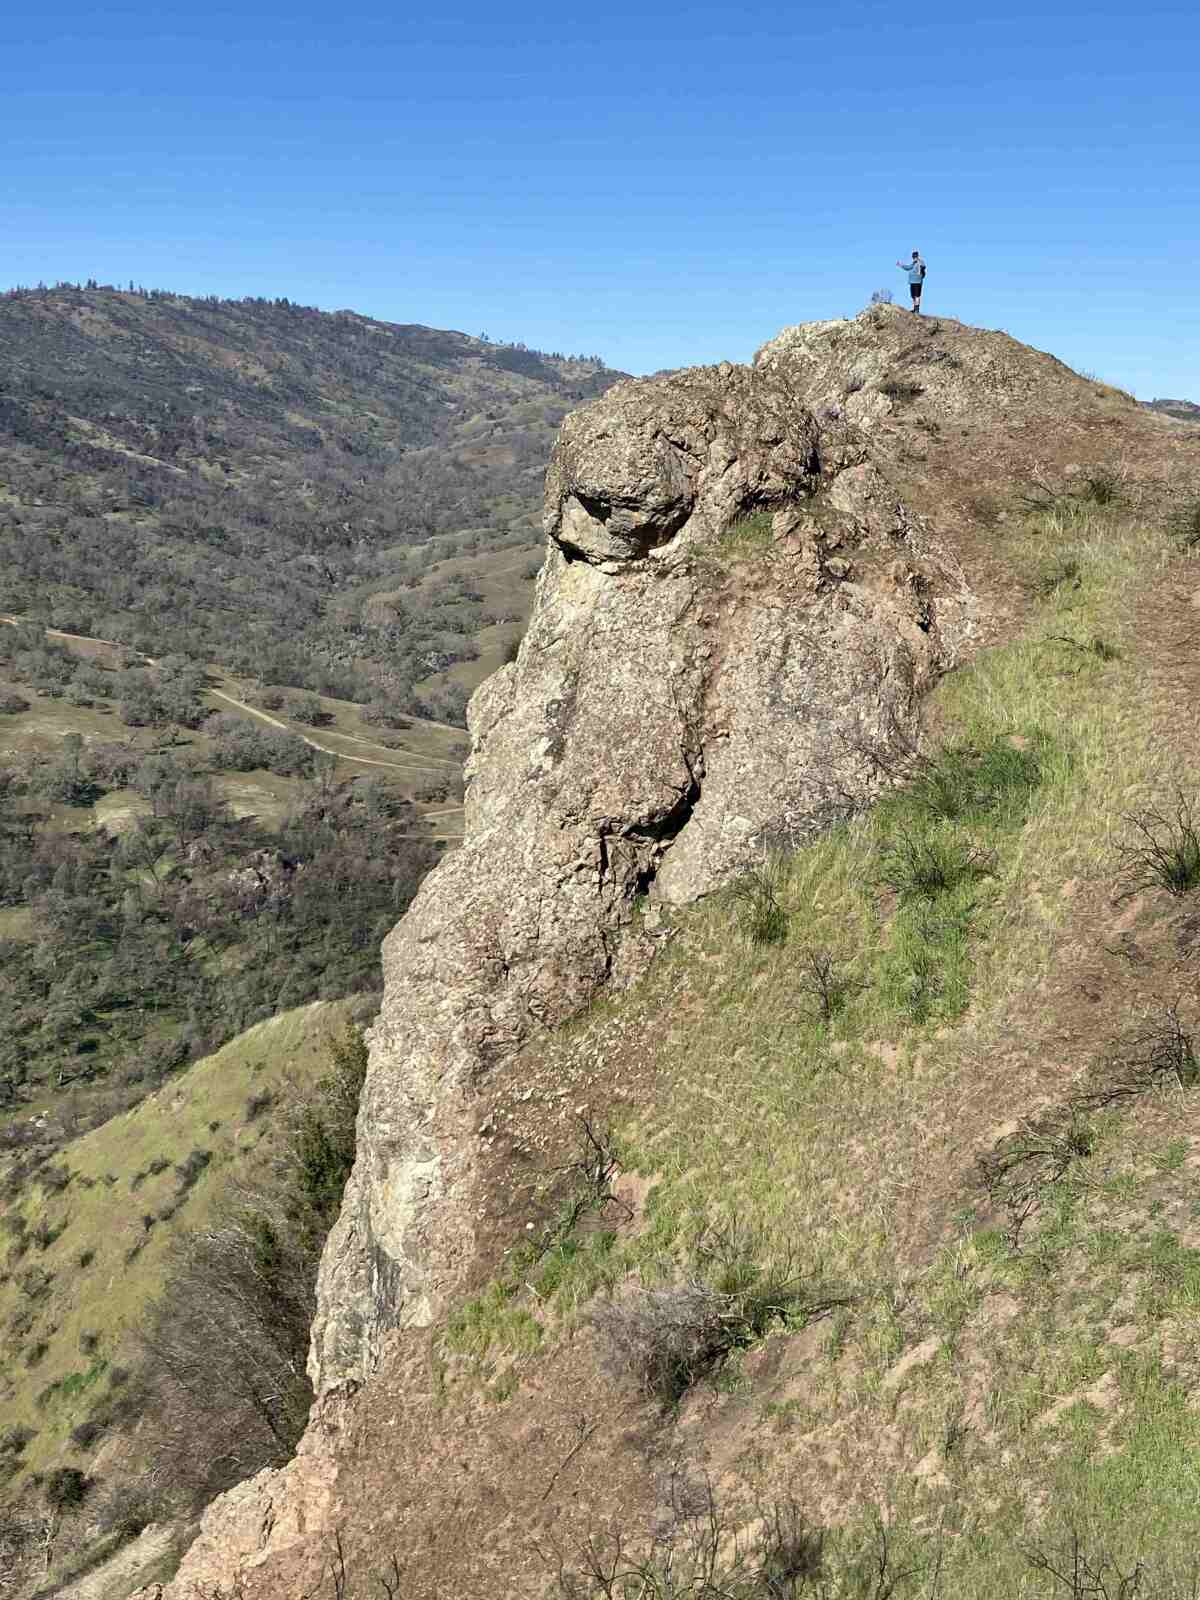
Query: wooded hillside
0 284 618 723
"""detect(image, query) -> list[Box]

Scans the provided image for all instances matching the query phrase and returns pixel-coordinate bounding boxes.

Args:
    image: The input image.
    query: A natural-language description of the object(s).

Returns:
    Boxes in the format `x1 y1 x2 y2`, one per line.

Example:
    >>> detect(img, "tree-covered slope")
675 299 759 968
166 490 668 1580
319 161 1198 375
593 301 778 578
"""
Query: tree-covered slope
0 284 619 722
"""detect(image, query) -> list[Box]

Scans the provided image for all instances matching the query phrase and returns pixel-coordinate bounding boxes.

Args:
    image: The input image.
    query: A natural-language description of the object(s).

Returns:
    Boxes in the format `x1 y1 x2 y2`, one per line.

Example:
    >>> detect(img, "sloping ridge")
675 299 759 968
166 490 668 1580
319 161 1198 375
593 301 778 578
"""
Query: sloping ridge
156 306 1200 1599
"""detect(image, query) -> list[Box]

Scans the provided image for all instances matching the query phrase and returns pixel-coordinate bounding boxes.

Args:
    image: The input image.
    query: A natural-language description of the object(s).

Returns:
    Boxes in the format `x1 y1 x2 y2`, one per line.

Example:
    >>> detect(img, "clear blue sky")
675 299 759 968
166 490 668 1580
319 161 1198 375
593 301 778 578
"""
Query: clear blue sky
5 0 1198 395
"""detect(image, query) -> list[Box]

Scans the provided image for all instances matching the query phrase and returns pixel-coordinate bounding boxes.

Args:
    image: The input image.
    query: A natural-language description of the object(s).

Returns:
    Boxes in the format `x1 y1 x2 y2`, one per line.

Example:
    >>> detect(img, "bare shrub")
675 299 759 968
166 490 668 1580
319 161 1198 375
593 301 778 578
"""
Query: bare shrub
591 1282 730 1406
794 948 866 1024
1115 790 1200 899
1075 1004 1198 1112
591 1225 849 1406
979 1114 1094 1246
1024 1527 1147 1599
135 1208 317 1509
1044 634 1120 663
551 1480 928 1599
1080 468 1124 507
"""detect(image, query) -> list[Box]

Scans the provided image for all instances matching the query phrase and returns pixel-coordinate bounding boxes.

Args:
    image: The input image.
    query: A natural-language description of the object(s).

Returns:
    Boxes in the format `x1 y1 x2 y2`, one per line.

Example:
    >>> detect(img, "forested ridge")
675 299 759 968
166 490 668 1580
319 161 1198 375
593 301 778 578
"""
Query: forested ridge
0 282 618 723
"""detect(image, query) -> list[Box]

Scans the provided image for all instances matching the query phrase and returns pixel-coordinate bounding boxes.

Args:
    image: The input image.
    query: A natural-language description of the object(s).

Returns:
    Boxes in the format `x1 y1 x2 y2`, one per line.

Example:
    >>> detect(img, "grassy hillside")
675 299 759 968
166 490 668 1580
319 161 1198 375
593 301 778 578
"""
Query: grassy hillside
0 283 618 723
271 495 1200 1596
0 1000 360 1497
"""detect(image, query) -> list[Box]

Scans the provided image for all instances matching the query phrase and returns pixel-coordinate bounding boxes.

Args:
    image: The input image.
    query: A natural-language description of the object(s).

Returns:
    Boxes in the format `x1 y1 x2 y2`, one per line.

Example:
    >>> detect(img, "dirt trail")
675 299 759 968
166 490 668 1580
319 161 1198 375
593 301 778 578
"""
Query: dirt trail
0 616 463 775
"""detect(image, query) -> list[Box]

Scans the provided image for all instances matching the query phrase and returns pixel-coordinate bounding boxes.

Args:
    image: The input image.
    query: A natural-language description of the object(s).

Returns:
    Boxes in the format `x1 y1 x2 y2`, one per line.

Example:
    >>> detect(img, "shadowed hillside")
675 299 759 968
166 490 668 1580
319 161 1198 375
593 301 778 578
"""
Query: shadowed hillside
0 1002 372 1598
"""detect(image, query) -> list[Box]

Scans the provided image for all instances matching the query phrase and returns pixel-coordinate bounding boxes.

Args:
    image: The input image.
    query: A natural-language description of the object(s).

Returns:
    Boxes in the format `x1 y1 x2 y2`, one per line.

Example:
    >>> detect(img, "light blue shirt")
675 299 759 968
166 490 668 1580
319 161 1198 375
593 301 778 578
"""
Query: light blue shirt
901 259 926 285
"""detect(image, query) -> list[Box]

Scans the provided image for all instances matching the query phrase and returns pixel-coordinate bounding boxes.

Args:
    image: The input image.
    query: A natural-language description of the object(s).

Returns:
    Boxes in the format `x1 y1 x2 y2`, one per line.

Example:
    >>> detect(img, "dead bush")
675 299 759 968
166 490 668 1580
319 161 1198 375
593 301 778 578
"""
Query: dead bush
591 1225 849 1406
591 1282 731 1406
135 1208 317 1509
1076 1004 1198 1111
551 1480 930 1599
978 1113 1094 1246
1115 790 1200 899
1024 1527 1147 1600
793 948 866 1024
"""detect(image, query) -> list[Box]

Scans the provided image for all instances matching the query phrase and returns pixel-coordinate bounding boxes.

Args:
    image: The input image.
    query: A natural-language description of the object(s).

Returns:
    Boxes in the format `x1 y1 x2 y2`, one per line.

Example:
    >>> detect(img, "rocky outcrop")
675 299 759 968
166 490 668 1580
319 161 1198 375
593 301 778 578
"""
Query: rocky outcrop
165 304 1200 1599
307 345 979 1390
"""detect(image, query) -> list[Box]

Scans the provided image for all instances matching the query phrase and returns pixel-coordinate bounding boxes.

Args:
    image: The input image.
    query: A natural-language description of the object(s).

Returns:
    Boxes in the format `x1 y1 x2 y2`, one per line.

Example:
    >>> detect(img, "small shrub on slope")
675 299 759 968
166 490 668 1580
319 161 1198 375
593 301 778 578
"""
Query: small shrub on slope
1116 790 1200 899
878 826 996 900
1080 468 1124 507
1033 552 1085 599
43 1465 91 1511
1168 495 1200 551
730 861 791 946
904 737 1047 827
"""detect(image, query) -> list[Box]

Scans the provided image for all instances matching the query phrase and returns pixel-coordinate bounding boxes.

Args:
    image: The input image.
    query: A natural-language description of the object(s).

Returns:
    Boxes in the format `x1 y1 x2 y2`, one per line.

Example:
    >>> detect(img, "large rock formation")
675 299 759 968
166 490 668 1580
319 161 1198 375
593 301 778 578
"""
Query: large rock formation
308 339 981 1389
310 305 1200 1391
164 305 1200 1599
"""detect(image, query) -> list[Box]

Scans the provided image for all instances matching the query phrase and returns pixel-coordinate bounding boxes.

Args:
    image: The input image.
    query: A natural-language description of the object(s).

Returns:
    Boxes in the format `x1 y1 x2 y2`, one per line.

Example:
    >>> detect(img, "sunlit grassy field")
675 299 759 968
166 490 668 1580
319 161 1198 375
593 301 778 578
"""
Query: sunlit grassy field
0 1000 358 1492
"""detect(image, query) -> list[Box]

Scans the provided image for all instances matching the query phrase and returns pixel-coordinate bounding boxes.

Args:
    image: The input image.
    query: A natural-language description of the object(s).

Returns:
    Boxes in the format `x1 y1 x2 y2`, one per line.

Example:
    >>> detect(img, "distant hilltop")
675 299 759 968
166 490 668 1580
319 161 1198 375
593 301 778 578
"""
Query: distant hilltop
1143 396 1200 423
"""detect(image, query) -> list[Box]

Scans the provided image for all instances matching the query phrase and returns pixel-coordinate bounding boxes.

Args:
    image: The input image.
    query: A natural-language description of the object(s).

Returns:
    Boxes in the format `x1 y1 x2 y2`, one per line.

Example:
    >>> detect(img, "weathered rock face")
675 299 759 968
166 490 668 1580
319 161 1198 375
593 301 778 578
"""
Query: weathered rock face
308 349 979 1389
161 306 1200 1600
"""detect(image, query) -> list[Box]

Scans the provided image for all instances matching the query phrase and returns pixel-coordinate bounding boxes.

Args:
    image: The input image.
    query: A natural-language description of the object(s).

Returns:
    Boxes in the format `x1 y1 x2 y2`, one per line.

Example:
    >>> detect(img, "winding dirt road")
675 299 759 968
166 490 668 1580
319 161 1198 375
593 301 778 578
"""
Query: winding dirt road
0 615 467 835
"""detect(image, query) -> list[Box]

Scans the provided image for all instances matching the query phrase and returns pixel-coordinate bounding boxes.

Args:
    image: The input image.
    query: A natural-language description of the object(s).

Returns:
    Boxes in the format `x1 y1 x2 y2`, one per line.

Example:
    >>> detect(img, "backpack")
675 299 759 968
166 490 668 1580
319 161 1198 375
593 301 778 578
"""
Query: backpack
919 261 927 280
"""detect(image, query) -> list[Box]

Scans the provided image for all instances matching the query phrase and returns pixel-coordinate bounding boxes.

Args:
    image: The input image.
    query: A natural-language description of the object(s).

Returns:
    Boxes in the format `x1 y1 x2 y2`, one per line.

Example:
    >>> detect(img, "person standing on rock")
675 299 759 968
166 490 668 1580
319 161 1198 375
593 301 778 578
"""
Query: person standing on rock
896 250 926 312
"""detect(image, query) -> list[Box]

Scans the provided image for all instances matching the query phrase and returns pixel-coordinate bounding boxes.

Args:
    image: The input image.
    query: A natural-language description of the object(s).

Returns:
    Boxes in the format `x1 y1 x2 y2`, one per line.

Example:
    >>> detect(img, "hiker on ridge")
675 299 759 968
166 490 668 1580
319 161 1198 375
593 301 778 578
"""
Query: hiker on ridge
896 250 926 312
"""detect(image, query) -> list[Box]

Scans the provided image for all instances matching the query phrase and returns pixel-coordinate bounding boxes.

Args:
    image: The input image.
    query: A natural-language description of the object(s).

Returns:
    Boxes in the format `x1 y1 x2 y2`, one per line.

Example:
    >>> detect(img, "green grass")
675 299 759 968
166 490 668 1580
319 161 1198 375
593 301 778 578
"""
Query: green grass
716 508 775 559
444 1283 543 1359
0 999 359 1490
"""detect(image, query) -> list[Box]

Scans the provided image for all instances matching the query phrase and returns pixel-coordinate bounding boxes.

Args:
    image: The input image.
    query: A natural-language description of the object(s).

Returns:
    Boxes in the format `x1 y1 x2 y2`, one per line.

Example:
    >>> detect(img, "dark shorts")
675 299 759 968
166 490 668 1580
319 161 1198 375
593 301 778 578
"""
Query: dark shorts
910 281 923 298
